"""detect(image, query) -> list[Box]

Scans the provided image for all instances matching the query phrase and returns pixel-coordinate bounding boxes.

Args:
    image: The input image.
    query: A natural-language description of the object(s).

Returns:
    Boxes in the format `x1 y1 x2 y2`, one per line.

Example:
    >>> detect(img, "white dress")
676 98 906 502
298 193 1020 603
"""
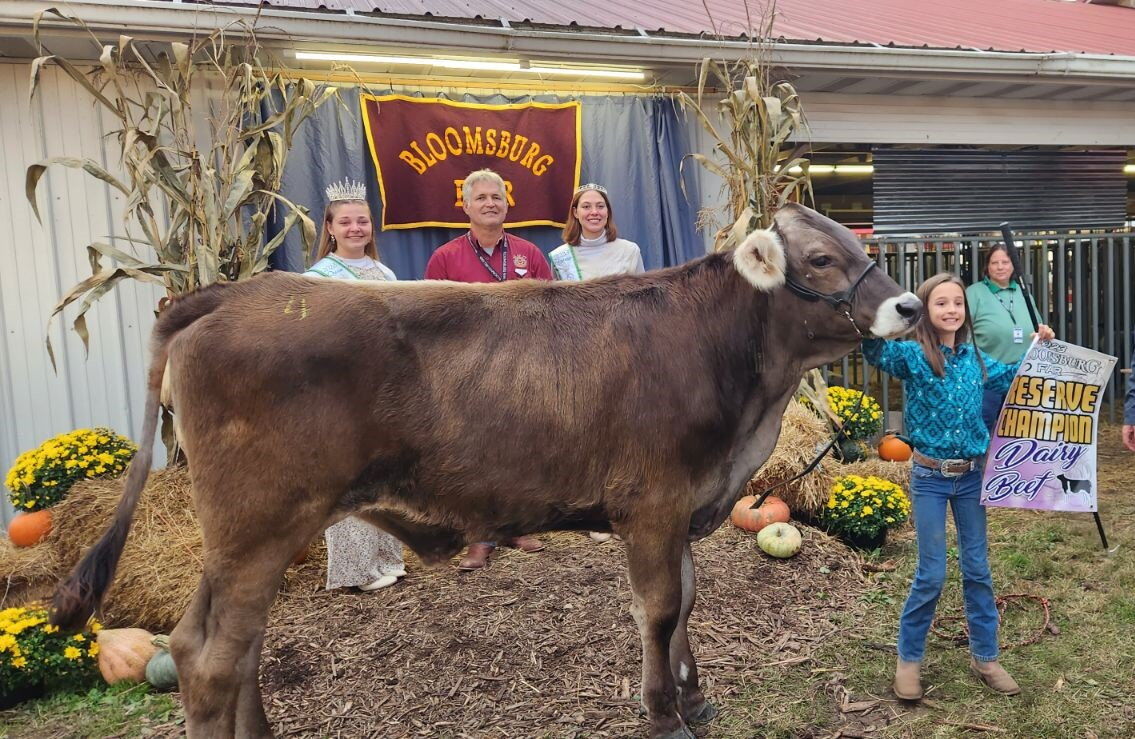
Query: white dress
304 253 406 589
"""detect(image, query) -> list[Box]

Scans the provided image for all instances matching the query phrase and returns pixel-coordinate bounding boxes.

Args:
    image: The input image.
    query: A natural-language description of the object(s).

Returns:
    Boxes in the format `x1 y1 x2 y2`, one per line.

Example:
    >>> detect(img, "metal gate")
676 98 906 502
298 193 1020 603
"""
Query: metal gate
829 231 1135 424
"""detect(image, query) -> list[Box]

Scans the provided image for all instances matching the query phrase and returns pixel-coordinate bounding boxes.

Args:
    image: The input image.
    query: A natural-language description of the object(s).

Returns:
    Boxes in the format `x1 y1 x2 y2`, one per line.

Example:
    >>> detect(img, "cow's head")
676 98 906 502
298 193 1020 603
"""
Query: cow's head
733 203 920 365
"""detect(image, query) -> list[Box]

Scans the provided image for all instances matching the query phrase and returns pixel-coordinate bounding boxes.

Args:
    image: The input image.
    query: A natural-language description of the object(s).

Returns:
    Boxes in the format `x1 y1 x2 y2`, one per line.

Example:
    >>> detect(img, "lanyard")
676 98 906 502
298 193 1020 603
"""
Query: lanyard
468 233 509 282
988 281 1017 320
996 291 1015 318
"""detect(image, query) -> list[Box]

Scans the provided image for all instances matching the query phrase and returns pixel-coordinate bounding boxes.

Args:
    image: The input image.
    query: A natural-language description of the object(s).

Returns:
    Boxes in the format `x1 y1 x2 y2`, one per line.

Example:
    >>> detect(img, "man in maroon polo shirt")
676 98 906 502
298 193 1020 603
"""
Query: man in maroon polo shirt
424 168 550 570
425 169 553 283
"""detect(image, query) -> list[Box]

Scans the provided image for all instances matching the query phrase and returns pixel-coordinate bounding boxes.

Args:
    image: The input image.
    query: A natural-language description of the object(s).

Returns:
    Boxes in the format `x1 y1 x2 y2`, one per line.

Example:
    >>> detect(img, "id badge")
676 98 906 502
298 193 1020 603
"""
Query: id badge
1012 327 1024 344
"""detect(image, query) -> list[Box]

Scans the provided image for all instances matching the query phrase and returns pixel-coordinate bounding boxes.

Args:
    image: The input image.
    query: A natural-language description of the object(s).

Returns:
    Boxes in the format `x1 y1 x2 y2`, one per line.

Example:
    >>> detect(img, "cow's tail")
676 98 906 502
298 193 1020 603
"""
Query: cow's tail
51 285 229 631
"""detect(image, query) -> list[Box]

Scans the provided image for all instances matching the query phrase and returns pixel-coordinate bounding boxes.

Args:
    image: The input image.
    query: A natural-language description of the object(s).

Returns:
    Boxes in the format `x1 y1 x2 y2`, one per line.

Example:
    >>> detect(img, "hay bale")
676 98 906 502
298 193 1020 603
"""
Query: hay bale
745 401 914 516
1 467 317 632
747 400 833 514
0 468 198 630
0 538 60 607
837 458 912 491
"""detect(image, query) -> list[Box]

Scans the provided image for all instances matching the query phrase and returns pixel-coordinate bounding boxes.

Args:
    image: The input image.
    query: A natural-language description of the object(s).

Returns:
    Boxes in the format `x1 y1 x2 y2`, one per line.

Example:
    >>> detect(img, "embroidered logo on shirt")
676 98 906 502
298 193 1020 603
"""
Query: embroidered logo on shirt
513 254 529 277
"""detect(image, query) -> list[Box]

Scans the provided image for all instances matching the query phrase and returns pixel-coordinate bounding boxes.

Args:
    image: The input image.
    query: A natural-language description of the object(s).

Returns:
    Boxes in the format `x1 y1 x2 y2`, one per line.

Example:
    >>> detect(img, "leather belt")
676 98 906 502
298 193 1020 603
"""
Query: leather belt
912 450 980 477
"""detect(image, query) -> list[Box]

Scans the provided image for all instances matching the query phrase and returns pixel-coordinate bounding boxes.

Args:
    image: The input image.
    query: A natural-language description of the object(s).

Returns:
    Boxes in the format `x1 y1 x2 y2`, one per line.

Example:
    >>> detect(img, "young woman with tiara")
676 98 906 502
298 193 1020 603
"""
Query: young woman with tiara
305 179 406 591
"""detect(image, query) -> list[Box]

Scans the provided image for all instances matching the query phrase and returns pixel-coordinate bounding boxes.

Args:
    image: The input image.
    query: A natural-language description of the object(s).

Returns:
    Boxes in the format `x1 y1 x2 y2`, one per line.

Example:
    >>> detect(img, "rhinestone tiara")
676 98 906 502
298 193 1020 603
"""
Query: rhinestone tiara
325 178 367 202
575 182 608 194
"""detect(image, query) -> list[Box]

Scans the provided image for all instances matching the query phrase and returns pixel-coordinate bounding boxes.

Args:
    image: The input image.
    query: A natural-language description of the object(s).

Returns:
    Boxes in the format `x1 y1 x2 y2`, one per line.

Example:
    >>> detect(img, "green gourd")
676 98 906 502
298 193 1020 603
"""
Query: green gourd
145 649 179 690
835 438 865 463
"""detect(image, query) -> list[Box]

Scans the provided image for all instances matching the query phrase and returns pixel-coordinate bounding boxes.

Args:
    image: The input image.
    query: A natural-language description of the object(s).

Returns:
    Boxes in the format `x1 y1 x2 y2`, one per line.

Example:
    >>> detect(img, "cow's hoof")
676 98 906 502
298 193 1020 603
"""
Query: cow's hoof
686 700 718 724
655 725 696 739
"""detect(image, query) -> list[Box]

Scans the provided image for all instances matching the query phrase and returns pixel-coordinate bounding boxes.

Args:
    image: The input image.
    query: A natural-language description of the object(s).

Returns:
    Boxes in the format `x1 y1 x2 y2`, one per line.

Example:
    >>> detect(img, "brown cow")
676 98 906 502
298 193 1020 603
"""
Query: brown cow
52 204 920 738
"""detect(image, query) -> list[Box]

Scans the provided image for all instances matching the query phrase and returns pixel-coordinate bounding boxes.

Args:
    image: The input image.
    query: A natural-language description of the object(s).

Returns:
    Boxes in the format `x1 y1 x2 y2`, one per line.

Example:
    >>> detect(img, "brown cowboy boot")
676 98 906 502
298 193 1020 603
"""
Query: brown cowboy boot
970 659 1021 695
458 542 495 570
508 535 545 553
893 658 923 700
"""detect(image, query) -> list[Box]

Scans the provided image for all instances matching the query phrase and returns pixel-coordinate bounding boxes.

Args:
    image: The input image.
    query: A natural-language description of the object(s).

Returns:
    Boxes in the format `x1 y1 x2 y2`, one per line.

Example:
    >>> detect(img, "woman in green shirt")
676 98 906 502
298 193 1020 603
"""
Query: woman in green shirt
965 244 1039 431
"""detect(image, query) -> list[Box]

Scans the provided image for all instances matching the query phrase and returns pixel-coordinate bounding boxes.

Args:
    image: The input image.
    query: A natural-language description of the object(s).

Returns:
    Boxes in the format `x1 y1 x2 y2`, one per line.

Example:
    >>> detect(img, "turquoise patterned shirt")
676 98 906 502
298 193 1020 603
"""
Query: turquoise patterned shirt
861 338 1019 460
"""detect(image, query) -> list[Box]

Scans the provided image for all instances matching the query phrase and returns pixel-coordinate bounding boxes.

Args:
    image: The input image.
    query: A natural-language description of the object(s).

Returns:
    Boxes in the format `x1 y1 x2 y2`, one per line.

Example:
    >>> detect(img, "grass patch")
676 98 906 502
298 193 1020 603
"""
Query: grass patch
0 681 180 738
722 423 1135 737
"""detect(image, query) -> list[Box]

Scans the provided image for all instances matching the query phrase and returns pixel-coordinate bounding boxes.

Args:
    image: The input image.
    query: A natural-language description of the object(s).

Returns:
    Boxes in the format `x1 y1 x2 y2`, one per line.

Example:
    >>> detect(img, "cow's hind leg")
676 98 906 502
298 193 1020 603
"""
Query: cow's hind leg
625 521 694 739
669 542 715 725
172 525 313 737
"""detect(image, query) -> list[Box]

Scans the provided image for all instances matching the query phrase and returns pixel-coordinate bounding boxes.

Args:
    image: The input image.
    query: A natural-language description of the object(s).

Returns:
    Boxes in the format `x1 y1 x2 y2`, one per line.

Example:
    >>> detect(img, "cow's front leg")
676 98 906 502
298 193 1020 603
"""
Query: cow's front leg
626 523 694 739
668 542 715 725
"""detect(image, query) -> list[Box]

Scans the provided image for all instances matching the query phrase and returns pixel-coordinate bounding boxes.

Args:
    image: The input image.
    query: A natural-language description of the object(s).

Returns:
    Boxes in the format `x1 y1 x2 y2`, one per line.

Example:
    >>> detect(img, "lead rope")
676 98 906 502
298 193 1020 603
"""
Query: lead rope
749 319 871 511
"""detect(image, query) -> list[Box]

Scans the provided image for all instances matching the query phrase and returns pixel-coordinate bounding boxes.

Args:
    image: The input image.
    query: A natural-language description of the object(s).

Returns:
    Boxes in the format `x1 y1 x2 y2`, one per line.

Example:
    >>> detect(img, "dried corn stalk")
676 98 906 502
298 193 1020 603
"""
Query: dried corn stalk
26 8 338 367
678 7 813 249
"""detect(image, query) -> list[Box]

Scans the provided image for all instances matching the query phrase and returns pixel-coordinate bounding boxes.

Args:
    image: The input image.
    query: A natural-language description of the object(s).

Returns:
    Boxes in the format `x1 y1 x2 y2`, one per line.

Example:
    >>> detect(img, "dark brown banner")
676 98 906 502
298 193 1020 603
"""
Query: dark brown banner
361 95 581 230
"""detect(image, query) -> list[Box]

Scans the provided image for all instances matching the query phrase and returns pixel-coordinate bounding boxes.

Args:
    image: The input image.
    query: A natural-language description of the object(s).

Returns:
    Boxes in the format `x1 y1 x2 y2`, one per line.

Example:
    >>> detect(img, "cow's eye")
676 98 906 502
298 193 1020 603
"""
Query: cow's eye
809 255 833 268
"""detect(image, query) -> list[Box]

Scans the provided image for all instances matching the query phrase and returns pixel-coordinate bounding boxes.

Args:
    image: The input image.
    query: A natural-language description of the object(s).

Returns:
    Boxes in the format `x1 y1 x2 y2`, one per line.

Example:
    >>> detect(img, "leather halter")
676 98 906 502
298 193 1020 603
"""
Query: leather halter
748 223 879 509
772 222 877 339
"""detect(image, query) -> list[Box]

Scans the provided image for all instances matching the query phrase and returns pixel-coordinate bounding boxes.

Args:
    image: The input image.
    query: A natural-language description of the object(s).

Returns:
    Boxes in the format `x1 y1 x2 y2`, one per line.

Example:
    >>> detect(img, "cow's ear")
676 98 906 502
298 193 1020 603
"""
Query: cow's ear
734 227 786 291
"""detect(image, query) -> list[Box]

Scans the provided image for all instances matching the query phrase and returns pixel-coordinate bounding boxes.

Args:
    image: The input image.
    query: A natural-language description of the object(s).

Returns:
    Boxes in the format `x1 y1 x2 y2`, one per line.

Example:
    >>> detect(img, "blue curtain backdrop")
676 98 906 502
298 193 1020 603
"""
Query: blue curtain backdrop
271 88 703 279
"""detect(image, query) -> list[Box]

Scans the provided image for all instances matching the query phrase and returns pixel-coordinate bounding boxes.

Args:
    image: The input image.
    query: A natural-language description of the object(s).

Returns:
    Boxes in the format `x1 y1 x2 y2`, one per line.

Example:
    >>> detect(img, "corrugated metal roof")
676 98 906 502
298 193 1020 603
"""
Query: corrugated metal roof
199 0 1135 56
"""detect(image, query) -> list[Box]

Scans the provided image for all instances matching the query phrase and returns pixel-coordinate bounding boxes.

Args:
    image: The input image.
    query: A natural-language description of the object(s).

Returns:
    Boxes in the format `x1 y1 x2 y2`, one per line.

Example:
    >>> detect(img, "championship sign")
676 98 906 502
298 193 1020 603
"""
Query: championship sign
982 339 1118 512
361 95 581 230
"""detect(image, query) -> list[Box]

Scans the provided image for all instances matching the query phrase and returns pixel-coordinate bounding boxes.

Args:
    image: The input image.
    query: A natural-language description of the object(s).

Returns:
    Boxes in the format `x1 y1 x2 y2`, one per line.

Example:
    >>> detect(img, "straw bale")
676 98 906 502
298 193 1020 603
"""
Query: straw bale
747 399 833 514
837 458 912 491
1 467 313 631
0 539 60 607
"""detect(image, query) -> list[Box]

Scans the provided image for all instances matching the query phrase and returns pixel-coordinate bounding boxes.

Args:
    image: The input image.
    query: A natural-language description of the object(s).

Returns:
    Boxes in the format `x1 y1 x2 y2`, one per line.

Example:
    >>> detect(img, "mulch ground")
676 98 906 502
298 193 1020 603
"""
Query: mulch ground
259 525 874 738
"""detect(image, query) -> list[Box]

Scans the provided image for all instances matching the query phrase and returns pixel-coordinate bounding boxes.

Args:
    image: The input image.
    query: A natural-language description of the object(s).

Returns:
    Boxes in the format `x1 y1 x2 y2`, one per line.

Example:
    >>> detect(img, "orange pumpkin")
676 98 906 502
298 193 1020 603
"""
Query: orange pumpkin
8 509 53 547
97 628 159 684
878 434 912 462
731 495 790 533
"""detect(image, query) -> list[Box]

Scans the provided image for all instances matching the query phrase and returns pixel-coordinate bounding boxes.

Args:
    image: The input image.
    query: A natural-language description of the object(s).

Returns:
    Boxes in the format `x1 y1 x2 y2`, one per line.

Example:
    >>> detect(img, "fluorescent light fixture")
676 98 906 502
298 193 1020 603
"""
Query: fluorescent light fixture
784 164 875 175
294 51 645 80
1125 164 1135 174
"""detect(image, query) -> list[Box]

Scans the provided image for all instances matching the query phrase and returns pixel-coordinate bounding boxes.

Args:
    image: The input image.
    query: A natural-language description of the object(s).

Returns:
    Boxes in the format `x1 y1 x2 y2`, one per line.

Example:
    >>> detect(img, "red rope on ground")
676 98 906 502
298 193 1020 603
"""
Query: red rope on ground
930 593 1052 650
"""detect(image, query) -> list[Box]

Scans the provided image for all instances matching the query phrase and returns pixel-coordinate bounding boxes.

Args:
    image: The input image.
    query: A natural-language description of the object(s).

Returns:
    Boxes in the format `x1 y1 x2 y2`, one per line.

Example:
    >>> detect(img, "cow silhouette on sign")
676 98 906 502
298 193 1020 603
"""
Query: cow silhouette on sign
1055 473 1092 497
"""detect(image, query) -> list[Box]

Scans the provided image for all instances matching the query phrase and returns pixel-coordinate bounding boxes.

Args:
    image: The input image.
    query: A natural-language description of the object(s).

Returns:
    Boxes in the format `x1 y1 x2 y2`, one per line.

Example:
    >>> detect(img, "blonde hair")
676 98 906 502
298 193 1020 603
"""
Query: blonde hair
914 272 986 379
561 187 618 245
315 199 378 261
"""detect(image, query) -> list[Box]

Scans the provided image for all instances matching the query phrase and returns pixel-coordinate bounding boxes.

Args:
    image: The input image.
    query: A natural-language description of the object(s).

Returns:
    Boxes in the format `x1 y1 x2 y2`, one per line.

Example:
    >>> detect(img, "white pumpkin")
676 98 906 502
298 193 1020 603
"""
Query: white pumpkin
756 522 802 558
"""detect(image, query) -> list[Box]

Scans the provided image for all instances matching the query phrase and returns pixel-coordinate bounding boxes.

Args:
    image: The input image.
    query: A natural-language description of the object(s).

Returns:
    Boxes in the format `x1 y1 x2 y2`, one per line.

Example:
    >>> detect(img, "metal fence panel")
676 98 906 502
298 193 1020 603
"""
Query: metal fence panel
850 231 1135 426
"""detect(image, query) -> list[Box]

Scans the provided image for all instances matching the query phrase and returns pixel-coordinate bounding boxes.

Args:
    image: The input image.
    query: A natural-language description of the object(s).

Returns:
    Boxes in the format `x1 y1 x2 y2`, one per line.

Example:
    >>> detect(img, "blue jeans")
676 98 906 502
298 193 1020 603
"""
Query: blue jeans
897 463 1000 663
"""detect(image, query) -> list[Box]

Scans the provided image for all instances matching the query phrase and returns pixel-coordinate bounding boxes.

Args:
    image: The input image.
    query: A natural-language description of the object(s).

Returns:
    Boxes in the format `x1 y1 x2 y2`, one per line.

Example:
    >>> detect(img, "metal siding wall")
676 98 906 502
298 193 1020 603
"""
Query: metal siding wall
0 63 163 526
872 149 1129 233
802 93 1135 146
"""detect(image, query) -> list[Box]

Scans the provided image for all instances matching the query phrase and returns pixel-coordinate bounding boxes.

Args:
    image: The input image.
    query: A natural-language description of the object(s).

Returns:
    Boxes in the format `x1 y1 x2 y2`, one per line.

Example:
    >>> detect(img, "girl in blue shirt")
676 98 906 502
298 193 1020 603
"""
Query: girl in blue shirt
862 273 1054 701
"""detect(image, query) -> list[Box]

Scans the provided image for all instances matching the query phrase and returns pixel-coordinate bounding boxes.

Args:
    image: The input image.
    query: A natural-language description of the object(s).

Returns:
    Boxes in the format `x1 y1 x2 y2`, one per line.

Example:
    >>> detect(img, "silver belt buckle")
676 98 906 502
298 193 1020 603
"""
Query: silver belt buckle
940 458 968 477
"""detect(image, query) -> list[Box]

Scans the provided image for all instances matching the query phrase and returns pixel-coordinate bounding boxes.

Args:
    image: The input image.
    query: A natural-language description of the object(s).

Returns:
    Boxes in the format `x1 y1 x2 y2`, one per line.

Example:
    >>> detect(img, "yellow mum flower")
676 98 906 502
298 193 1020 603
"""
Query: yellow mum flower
64 646 83 660
13 655 28 668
